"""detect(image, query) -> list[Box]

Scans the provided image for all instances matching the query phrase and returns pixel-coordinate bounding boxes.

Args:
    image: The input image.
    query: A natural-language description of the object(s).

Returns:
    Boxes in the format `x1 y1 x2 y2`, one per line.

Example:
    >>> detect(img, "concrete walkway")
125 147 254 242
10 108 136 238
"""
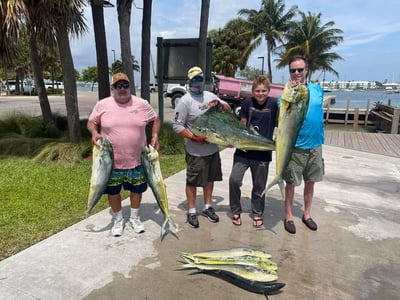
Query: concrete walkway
0 145 399 300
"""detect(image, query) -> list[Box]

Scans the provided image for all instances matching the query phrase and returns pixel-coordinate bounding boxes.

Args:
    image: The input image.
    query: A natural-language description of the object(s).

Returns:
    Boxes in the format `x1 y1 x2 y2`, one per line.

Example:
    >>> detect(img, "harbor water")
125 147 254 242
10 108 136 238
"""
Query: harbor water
326 89 400 109
77 83 400 110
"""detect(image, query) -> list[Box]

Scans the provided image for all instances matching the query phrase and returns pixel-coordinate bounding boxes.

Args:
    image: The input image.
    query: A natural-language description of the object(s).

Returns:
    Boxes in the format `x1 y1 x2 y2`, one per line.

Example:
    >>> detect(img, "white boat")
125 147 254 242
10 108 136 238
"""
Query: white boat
385 87 393 94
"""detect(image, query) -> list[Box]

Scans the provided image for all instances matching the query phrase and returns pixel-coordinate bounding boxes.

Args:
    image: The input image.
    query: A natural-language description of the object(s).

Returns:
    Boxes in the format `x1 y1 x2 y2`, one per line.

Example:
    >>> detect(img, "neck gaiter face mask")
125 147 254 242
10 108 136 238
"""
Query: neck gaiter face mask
189 81 204 94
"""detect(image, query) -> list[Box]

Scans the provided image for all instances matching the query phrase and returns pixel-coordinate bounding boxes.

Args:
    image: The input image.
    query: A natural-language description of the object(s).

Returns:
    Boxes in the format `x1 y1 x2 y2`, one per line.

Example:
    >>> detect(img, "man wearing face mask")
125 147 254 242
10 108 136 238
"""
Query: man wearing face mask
172 66 231 228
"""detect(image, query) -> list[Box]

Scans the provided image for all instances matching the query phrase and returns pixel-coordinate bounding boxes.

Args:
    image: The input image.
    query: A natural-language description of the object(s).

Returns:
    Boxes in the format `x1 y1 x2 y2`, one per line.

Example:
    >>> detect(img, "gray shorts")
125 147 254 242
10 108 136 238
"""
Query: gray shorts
185 152 223 187
283 146 324 186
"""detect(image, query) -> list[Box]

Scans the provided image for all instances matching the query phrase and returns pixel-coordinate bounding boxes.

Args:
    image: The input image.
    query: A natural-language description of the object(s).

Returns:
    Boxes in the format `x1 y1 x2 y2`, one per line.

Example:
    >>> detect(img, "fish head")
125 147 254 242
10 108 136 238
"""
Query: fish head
142 144 159 162
281 81 309 105
94 138 113 156
192 126 228 145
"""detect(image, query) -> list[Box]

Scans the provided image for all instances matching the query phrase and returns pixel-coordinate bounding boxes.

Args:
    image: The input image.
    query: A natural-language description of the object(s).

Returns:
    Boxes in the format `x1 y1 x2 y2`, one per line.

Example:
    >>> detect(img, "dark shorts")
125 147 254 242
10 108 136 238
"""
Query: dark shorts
186 152 223 187
283 146 324 186
104 166 148 195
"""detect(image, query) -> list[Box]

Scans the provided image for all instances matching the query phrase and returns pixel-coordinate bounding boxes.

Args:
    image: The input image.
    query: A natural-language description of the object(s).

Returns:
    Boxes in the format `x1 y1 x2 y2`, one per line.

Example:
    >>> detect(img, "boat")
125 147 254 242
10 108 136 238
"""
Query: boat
385 87 393 94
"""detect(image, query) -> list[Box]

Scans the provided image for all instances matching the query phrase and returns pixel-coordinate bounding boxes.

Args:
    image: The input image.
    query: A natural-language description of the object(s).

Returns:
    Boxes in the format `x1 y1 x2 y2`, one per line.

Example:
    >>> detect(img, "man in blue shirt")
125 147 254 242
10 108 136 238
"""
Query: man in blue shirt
283 55 325 234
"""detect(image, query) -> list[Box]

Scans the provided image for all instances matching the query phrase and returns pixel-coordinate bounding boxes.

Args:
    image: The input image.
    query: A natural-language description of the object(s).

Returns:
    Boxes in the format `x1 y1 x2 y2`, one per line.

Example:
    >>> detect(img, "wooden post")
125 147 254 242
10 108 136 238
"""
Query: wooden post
325 98 331 124
391 108 400 134
365 99 370 128
344 99 350 126
388 99 392 106
353 108 359 131
325 101 331 124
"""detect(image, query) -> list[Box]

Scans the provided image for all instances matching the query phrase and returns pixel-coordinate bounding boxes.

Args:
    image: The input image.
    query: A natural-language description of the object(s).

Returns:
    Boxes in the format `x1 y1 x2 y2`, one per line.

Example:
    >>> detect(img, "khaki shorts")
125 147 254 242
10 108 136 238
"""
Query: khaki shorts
283 146 324 186
186 152 223 187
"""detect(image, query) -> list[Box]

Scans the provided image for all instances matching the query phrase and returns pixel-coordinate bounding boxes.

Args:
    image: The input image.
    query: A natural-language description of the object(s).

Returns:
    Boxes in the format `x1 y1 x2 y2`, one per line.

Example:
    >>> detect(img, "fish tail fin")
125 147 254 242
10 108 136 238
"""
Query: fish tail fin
179 253 195 262
278 180 285 200
264 177 285 200
176 262 196 269
263 177 279 196
161 216 180 241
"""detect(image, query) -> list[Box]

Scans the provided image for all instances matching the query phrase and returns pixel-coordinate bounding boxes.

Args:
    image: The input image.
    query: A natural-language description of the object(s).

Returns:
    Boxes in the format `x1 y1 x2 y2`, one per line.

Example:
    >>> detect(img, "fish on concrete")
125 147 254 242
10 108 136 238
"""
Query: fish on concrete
86 138 113 217
141 144 179 240
192 106 275 151
266 81 309 199
200 269 285 296
177 260 278 283
180 253 278 271
180 247 272 260
178 247 284 297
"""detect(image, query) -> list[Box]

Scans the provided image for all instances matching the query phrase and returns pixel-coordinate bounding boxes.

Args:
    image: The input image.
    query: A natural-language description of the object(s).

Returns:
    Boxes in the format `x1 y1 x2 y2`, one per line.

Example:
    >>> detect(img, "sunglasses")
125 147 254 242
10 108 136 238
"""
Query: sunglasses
190 76 204 82
114 83 130 89
289 68 305 74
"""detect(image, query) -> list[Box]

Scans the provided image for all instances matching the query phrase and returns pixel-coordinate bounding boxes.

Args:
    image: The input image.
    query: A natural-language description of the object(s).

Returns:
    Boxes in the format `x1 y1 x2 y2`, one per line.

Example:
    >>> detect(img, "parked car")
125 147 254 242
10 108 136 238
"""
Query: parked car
44 80 64 90
1 79 34 94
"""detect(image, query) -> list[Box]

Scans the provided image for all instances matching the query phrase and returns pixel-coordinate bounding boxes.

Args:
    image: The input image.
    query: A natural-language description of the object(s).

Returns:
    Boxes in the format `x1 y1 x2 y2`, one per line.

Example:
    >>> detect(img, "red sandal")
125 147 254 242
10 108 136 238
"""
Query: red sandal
253 217 263 228
232 214 241 226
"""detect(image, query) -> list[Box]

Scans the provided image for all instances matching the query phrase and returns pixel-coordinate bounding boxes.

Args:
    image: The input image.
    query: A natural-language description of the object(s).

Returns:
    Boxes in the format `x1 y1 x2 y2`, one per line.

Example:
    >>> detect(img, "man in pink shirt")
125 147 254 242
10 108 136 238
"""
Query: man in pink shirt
87 72 160 236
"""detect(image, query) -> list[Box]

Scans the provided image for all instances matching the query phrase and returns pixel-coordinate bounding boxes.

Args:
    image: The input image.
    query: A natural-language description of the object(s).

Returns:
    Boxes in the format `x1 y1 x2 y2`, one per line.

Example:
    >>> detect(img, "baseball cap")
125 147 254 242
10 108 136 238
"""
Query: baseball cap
187 66 203 80
111 72 129 86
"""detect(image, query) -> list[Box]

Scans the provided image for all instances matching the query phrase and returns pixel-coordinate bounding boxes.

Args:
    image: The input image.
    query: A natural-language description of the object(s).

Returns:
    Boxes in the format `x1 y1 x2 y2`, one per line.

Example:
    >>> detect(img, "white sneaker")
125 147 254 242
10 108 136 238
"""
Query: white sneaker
112 218 124 237
129 216 145 233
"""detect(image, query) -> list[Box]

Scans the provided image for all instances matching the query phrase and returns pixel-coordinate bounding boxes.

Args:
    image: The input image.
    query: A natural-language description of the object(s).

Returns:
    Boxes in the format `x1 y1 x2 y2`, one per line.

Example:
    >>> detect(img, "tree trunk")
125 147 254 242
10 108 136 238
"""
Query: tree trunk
267 44 273 82
91 1 111 100
117 0 135 95
28 31 54 126
56 25 81 143
140 0 152 102
198 0 210 73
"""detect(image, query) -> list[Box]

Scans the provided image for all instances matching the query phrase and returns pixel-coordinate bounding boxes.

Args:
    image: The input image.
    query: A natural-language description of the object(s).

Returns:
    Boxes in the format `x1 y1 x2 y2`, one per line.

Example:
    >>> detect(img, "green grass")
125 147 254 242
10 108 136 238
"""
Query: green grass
0 154 185 260
0 115 186 261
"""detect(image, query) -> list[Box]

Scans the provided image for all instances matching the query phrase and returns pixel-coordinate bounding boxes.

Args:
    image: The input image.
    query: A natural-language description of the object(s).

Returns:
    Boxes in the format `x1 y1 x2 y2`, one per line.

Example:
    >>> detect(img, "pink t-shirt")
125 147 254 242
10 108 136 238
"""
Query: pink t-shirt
89 95 157 169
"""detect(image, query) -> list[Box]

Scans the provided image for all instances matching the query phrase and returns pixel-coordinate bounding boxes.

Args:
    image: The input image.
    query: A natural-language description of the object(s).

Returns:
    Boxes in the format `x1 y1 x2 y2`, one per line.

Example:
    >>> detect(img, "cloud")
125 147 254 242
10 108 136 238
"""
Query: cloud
71 0 400 83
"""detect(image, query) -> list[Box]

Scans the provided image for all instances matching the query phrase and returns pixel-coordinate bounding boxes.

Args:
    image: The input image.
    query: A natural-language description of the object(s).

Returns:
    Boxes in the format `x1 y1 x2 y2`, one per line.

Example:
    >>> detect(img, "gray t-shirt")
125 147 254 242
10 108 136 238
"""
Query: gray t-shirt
172 91 225 156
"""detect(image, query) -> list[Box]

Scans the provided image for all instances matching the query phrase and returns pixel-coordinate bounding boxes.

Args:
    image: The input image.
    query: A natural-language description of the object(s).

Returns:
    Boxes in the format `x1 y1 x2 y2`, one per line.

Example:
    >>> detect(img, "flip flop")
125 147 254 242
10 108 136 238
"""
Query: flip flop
253 217 263 228
232 214 241 226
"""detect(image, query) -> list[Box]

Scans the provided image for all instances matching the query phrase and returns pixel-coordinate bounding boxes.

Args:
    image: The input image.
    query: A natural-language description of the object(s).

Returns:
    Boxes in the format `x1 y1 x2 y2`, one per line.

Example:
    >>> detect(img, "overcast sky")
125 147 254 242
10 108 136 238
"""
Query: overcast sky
70 0 400 84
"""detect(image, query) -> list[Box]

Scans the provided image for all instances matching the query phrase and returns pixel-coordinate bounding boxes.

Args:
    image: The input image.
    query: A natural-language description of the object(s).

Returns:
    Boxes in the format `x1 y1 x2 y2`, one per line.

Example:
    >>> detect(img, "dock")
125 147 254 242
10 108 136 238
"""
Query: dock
324 130 400 158
324 98 400 134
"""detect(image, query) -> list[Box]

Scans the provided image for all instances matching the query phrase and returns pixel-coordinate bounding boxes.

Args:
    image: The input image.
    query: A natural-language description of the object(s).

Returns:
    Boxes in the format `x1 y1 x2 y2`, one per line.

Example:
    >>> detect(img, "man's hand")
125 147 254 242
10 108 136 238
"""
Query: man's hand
191 135 208 144
208 99 221 108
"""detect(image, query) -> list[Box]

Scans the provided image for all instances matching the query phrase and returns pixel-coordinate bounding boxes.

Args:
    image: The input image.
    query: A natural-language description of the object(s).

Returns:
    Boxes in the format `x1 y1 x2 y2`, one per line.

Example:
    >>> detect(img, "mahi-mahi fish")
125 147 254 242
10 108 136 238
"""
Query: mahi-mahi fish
141 144 179 240
180 247 272 260
199 269 285 296
265 81 309 199
179 253 278 271
177 260 278 282
192 106 275 151
86 138 113 217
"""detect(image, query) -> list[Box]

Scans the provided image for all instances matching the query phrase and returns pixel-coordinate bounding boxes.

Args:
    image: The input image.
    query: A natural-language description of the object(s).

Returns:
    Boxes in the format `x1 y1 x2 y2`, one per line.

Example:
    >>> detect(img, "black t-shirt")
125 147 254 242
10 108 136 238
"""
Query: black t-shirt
234 96 278 161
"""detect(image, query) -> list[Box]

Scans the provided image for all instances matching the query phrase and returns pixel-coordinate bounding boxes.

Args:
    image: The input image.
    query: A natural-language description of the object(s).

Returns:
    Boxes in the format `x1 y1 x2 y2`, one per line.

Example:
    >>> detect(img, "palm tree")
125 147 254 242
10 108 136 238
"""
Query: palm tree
1 0 87 142
276 11 344 80
211 44 240 77
239 0 298 82
1 0 54 125
210 17 253 74
51 1 87 142
117 0 136 95
140 0 152 102
0 0 21 64
90 0 111 100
